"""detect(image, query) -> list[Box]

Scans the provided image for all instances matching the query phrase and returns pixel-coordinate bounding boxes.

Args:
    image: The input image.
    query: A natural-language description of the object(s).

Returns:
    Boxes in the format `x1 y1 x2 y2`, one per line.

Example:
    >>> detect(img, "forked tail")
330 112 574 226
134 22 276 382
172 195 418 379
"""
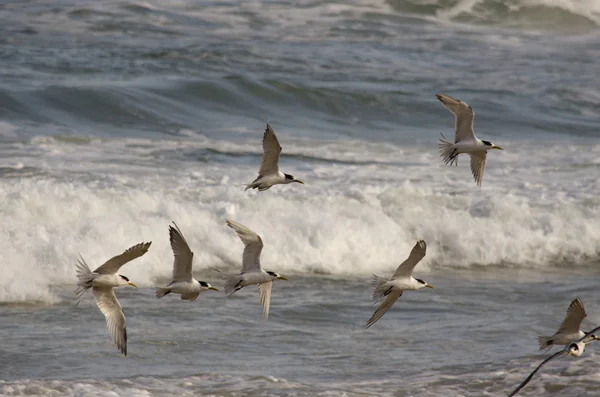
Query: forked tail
155 288 171 299
371 274 389 302
439 134 459 166
75 256 94 306
223 276 243 296
537 335 553 350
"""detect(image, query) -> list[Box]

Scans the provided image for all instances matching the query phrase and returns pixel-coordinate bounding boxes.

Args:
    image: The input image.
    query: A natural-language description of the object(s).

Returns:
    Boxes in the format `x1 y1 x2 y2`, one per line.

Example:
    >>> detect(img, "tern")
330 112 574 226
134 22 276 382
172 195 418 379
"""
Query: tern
75 241 151 356
156 222 220 300
538 297 590 350
508 326 600 397
366 240 433 329
222 219 288 319
244 124 304 191
436 93 503 186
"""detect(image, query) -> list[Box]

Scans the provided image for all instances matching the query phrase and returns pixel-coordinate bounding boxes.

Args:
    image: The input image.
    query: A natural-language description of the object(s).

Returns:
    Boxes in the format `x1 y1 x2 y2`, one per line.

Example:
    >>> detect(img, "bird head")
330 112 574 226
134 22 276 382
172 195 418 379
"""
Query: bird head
481 140 503 151
267 271 288 281
284 173 304 185
119 275 138 288
568 341 585 357
415 278 434 289
199 281 220 292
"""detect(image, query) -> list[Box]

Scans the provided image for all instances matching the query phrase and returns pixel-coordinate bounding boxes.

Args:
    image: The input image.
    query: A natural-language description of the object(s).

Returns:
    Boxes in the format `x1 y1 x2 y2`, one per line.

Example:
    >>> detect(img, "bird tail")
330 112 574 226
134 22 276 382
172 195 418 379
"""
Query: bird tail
439 134 459 166
223 276 243 296
371 274 389 302
537 335 554 350
75 256 95 306
155 287 171 299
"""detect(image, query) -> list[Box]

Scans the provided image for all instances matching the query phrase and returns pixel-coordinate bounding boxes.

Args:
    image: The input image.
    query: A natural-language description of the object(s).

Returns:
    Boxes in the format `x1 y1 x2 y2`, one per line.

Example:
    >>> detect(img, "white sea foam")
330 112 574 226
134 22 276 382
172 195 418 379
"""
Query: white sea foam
0 136 598 304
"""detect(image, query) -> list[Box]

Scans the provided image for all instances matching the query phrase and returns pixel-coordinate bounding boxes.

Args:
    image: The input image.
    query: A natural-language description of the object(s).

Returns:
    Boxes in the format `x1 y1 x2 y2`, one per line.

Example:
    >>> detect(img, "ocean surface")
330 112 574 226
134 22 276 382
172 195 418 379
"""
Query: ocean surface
1 0 599 396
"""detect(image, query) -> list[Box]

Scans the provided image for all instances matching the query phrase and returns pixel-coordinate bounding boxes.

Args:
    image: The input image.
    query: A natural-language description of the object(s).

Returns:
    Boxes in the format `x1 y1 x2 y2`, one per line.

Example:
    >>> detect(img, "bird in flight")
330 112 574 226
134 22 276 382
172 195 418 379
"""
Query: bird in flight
156 222 219 300
75 241 151 356
436 93 503 186
245 124 304 191
222 219 288 319
366 240 433 328
538 297 589 350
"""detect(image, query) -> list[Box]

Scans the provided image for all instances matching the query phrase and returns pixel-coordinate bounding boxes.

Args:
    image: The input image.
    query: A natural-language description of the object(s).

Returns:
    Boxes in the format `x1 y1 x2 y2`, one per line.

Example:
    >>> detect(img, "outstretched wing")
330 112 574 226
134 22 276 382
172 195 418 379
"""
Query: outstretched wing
93 286 127 356
258 124 282 176
94 242 152 274
226 220 263 273
469 151 487 186
435 93 476 143
365 291 402 329
557 297 587 335
507 350 566 397
258 281 273 319
169 222 194 282
392 240 427 279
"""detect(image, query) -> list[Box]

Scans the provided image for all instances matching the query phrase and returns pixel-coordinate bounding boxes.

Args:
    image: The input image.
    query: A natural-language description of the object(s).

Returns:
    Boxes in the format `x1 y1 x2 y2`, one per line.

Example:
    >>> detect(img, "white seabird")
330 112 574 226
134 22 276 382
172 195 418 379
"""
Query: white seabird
222 219 288 319
75 241 151 356
366 240 433 329
156 222 220 300
508 326 600 397
244 123 304 191
436 93 503 186
538 297 589 350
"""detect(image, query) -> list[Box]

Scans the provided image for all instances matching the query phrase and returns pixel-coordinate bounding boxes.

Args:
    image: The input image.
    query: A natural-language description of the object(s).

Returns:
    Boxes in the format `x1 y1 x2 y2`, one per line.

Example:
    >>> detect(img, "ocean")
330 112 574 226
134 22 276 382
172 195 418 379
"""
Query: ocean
0 0 599 396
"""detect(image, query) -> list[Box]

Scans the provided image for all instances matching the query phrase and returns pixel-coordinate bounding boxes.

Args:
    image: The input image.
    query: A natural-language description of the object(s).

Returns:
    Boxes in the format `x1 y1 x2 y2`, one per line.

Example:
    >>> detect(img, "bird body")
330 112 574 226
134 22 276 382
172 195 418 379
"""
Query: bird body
538 297 588 350
436 93 503 186
223 219 288 319
366 240 433 329
156 222 219 300
245 124 304 191
75 241 151 356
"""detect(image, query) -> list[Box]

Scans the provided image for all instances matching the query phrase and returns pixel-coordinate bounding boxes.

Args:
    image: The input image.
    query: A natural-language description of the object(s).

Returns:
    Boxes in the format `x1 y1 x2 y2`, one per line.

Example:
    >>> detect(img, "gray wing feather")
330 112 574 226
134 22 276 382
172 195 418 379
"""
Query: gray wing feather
94 242 152 274
392 240 427 279
169 222 194 282
258 281 273 319
436 93 476 143
258 124 282 176
93 287 127 356
557 297 587 334
365 291 402 329
226 220 263 273
469 152 487 186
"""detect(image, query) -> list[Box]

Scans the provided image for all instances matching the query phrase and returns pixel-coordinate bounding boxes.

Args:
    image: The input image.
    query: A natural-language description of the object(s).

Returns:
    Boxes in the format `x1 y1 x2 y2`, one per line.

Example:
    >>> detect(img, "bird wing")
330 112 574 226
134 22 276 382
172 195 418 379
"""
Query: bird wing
93 286 127 356
507 350 566 397
392 240 427 279
469 151 487 186
94 242 152 274
258 124 282 177
169 222 194 282
258 281 273 319
435 93 476 143
365 290 402 329
557 297 587 335
226 220 263 273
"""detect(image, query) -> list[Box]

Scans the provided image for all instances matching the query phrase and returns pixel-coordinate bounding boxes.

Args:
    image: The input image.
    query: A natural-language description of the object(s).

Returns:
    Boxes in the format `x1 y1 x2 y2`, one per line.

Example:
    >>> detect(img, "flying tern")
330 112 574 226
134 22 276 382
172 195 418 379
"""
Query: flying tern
538 297 589 350
222 219 288 319
156 222 219 300
244 124 304 191
366 240 433 329
436 93 503 186
75 241 151 356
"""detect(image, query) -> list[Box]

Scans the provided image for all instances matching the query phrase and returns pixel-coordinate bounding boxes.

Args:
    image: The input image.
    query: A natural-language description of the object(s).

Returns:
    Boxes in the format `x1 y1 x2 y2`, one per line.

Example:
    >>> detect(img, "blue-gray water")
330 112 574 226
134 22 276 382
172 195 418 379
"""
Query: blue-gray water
1 1 599 396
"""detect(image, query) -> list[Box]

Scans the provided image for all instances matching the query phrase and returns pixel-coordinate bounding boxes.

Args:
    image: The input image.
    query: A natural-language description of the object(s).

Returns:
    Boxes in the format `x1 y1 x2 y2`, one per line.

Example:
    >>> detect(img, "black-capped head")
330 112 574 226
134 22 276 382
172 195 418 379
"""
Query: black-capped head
284 173 294 181
283 173 304 185
199 281 209 288
120 275 130 282
120 274 137 288
415 278 434 289
482 140 492 147
266 270 288 281
198 280 219 291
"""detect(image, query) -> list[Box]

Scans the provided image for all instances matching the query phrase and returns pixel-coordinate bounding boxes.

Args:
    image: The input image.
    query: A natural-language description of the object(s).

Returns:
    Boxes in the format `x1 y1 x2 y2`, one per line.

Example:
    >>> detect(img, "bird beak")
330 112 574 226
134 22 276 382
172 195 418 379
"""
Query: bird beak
294 179 304 185
128 282 138 288
493 145 504 150
209 286 220 291
426 284 434 289
278 276 289 280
